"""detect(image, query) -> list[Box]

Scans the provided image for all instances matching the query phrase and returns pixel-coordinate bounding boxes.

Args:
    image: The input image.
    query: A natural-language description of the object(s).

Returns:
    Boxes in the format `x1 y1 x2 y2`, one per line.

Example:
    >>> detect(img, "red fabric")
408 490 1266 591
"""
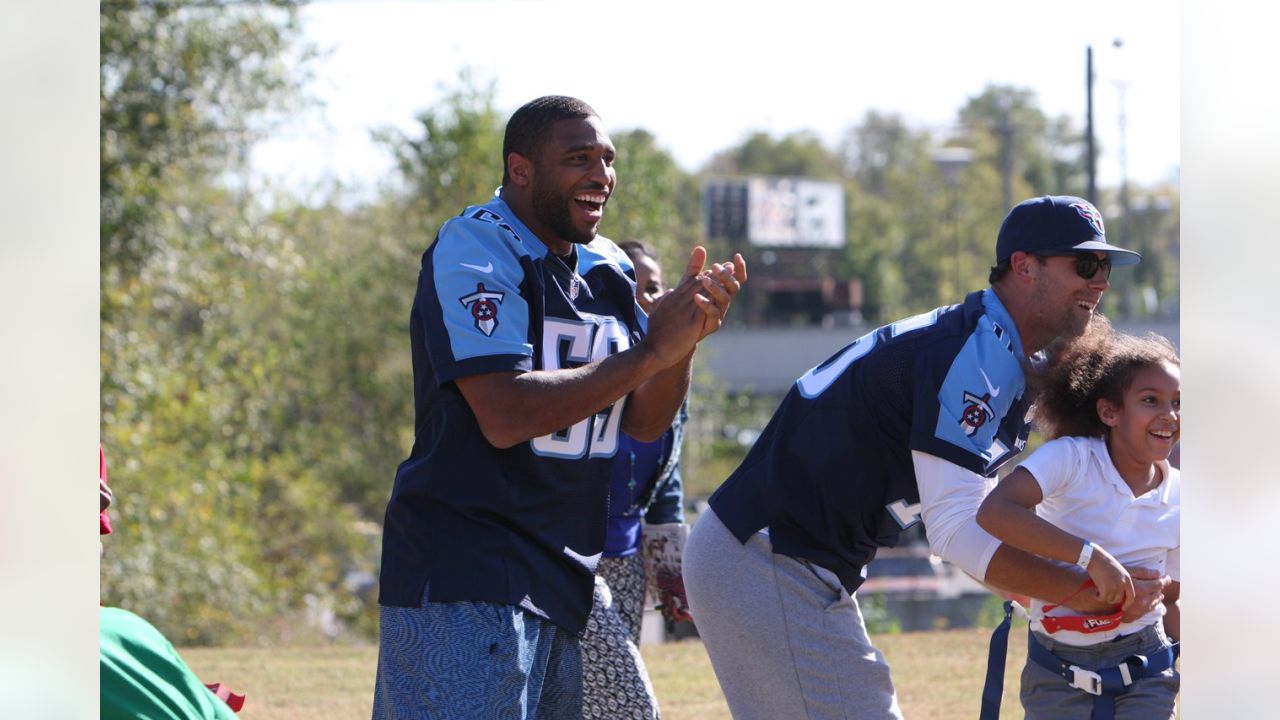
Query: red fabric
100 445 113 535
204 683 247 713
1040 579 1123 634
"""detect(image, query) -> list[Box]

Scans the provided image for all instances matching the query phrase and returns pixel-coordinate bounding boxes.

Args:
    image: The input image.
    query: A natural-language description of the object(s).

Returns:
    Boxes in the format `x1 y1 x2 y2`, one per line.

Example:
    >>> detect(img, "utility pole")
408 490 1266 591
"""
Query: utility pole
998 93 1014 212
1113 39 1131 254
1112 37 1142 316
1085 45 1096 203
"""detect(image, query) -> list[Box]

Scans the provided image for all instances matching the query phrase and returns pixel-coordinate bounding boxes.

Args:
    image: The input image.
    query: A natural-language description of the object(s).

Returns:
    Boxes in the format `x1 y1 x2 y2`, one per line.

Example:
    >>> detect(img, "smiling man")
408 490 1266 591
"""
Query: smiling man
683 195 1163 720
372 96 746 720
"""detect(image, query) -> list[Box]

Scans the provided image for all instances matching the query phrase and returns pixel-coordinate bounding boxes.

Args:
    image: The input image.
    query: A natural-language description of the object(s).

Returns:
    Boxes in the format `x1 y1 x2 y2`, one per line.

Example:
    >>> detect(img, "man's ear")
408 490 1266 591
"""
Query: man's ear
507 152 533 188
1097 397 1121 427
1010 251 1038 280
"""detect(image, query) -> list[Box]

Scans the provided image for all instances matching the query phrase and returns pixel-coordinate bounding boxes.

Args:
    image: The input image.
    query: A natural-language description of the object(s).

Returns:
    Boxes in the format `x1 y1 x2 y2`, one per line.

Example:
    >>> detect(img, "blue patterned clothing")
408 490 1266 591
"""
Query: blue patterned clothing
373 595 582 720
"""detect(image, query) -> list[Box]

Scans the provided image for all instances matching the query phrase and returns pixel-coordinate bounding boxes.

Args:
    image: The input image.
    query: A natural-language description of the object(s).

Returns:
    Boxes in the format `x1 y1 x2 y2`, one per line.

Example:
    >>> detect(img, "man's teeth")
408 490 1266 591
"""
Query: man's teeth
1152 429 1174 438
577 193 607 205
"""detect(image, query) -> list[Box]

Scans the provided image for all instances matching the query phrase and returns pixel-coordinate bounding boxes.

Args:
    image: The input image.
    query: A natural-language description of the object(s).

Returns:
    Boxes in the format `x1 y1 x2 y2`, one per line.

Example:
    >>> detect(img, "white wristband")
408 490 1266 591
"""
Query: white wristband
1076 540 1095 569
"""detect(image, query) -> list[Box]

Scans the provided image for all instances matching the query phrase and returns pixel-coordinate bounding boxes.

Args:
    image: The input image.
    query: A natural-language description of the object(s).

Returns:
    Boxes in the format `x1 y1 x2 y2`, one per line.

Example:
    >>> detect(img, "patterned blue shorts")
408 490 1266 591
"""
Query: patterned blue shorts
372 596 582 719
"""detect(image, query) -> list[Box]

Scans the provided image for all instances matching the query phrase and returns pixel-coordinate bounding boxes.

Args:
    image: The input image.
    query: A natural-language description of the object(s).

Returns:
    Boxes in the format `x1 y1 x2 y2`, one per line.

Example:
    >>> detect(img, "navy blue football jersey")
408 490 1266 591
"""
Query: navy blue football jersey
378 194 644 635
708 289 1036 593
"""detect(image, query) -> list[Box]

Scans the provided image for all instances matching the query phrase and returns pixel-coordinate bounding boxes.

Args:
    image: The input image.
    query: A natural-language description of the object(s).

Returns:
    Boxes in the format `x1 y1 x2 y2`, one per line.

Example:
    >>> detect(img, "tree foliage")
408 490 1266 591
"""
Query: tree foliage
599 128 702 274
99 0 373 644
101 0 313 288
375 73 505 236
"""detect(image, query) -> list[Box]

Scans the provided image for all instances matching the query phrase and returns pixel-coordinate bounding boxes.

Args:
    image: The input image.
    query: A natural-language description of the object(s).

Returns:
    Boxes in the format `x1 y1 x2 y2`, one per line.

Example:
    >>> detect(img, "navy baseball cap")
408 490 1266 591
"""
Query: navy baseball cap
995 195 1141 266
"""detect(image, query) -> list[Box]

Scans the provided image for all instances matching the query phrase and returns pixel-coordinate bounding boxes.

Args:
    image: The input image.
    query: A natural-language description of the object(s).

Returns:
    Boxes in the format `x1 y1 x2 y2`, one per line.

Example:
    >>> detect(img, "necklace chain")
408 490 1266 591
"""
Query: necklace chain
548 248 581 300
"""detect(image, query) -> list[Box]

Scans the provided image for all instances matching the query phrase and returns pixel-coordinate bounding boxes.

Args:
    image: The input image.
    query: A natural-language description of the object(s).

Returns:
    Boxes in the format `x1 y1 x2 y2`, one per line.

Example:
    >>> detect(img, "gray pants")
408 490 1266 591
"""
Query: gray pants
683 508 903 720
1021 622 1179 719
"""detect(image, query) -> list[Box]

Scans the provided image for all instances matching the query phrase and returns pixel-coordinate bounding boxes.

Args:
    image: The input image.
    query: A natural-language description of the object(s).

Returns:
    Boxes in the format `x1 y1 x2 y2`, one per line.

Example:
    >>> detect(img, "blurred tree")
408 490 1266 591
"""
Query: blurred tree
99 0 373 644
838 112 937 319
374 71 505 236
101 0 314 294
599 128 701 274
955 84 1086 204
704 130 843 179
100 182 364 644
1099 186 1180 319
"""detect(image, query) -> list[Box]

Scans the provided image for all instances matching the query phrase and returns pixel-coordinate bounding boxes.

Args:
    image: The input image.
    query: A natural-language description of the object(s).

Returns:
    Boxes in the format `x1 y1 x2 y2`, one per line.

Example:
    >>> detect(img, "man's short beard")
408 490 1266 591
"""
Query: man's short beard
1030 277 1091 343
531 171 596 246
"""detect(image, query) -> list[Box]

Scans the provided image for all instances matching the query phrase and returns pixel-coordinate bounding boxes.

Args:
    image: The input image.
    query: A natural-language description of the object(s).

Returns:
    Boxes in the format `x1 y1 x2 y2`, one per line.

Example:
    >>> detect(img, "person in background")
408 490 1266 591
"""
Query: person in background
99 446 246 719
579 241 692 720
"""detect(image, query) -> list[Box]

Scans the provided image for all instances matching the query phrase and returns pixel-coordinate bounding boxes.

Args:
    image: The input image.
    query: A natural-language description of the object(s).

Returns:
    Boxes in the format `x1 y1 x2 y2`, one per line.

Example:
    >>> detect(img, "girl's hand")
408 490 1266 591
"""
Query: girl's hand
1087 544 1135 607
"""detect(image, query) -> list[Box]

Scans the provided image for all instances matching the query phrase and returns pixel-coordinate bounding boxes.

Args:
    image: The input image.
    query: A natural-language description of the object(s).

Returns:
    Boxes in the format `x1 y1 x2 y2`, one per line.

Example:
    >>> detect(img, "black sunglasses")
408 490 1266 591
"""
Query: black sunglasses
1035 252 1112 280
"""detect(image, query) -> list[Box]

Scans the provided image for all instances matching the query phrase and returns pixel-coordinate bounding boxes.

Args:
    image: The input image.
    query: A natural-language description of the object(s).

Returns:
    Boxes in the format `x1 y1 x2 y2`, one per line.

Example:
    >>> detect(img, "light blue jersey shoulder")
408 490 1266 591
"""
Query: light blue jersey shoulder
431 198 539 363
932 289 1035 469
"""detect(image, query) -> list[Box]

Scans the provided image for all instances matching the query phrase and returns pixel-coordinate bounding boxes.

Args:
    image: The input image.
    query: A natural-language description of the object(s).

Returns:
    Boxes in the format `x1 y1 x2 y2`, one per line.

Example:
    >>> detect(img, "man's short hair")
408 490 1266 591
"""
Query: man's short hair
988 260 1011 285
502 96 598 185
989 253 1050 285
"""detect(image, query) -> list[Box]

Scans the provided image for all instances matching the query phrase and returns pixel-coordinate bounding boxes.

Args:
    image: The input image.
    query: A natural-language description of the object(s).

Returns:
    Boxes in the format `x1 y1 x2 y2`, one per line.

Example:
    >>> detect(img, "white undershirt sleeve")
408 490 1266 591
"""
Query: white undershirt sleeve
912 450 1003 582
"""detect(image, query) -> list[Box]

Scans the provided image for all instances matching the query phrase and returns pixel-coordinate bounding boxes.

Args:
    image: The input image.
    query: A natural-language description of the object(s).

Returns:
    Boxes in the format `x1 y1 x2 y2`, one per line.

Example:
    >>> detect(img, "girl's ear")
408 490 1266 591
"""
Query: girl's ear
1097 397 1121 427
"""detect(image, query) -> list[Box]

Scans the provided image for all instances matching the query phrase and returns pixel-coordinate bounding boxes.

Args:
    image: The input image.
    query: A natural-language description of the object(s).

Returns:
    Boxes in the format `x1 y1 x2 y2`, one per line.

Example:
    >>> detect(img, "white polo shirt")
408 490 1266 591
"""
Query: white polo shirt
1018 435 1180 646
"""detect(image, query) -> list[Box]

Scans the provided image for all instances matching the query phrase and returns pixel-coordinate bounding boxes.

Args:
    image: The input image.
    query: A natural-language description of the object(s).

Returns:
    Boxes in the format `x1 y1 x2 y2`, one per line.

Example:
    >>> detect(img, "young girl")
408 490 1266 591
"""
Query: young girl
977 319 1180 719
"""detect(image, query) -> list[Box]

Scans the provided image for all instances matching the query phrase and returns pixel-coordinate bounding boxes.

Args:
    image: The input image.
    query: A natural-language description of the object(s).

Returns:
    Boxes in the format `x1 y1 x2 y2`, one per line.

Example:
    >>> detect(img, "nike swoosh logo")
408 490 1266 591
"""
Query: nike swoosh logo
461 261 493 273
979 368 1001 398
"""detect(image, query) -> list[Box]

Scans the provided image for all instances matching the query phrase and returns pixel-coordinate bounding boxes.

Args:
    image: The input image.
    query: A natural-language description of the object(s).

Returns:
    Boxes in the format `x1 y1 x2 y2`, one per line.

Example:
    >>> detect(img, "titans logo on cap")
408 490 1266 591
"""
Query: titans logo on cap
1070 201 1106 236
459 283 505 337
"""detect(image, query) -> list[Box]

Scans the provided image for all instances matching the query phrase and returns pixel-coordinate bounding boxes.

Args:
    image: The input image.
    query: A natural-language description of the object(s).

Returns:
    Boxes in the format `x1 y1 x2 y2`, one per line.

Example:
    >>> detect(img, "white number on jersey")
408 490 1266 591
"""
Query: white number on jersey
886 498 923 529
530 316 631 459
796 310 943 399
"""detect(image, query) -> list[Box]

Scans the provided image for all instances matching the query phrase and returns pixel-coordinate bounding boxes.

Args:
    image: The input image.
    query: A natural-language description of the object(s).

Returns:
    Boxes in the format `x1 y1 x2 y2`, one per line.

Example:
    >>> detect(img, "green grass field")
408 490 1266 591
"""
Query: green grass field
181 626 1033 719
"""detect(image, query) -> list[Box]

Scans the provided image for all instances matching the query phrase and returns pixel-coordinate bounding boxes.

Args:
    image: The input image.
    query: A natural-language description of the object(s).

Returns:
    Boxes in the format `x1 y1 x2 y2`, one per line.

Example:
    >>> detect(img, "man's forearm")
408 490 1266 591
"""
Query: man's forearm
984 543 1111 613
458 342 670 449
622 350 692 442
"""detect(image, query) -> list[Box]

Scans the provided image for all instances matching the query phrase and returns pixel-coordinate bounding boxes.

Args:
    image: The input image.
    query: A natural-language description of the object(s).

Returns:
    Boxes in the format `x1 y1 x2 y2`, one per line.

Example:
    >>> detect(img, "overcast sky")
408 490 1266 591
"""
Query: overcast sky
251 0 1180 194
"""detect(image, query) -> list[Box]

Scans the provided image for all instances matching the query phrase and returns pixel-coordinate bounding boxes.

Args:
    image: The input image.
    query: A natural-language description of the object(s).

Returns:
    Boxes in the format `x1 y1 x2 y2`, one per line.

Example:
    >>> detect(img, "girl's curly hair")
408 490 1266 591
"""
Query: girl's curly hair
1033 316 1179 440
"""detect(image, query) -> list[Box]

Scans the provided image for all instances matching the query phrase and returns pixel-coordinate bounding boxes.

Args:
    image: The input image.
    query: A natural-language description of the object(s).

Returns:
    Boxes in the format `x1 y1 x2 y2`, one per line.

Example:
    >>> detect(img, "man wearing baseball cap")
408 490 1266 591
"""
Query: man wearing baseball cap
684 196 1167 719
996 194 1141 265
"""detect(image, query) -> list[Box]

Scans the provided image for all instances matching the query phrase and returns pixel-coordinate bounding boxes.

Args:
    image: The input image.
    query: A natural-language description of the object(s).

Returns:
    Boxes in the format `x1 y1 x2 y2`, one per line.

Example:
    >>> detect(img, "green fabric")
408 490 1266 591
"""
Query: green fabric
100 606 238 720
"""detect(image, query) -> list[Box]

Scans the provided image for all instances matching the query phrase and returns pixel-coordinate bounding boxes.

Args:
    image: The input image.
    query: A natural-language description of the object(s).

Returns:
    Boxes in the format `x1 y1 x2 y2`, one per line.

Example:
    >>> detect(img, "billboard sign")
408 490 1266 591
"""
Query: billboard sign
706 176 845 248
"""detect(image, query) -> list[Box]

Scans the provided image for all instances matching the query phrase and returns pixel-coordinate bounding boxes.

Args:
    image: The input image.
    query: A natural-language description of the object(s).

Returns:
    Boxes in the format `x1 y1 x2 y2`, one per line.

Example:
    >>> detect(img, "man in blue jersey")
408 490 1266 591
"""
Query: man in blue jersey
373 95 746 720
683 195 1170 719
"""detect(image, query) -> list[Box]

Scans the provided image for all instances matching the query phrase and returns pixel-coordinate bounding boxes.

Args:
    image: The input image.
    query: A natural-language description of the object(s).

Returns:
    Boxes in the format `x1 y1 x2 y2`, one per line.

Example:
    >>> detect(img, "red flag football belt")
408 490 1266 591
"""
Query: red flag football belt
1039 579 1123 634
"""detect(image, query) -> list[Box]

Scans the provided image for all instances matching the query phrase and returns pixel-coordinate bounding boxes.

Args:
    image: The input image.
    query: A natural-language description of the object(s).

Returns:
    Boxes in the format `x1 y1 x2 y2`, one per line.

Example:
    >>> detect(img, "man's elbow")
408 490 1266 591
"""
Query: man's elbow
621 419 665 443
922 516 1000 585
474 415 526 449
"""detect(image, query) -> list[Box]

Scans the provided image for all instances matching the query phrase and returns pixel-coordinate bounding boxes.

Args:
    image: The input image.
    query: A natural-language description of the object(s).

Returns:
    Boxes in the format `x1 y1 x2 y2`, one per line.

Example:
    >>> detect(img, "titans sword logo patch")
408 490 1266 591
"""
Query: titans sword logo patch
459 283 505 337
960 390 996 436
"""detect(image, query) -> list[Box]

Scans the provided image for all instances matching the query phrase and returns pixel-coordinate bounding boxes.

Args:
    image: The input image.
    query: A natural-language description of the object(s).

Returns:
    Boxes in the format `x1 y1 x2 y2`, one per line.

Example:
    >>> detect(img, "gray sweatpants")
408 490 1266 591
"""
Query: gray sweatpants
1021 622 1179 719
683 508 903 720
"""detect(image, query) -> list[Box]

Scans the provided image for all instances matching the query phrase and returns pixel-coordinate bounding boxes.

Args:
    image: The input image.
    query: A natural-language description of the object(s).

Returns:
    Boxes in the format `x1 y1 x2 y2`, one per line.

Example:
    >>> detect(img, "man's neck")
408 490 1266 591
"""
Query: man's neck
498 187 572 257
991 282 1047 357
